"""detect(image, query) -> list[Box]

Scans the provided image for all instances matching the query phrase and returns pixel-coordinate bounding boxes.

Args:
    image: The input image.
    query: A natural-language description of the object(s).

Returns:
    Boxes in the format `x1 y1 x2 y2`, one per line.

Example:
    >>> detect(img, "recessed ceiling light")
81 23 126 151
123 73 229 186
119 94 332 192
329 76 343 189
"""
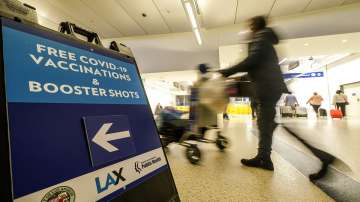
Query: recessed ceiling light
304 43 309 46
237 30 249 35
342 39 348 43
194 28 202 45
37 11 47 18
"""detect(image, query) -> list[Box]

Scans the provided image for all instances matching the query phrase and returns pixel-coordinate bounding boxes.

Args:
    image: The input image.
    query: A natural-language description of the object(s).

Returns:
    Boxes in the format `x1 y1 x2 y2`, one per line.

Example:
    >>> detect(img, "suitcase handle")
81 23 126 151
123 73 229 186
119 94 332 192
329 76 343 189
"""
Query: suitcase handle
59 22 103 47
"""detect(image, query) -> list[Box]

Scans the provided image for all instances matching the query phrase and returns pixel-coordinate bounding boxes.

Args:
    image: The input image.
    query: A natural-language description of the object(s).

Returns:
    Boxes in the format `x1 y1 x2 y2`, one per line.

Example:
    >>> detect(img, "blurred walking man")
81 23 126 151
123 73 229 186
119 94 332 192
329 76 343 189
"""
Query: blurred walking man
220 16 287 171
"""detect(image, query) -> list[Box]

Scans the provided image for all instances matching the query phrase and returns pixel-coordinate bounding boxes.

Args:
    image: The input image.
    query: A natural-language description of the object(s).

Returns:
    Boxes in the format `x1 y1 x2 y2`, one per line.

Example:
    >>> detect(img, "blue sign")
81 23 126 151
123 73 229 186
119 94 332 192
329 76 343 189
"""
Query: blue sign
3 25 146 105
83 115 136 167
1 18 175 201
283 71 324 79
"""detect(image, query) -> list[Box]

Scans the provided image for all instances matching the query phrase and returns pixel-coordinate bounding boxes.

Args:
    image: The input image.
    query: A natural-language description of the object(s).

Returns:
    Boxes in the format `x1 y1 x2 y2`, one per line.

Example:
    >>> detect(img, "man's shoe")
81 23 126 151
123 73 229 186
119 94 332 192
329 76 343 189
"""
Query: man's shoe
241 157 274 171
309 163 329 182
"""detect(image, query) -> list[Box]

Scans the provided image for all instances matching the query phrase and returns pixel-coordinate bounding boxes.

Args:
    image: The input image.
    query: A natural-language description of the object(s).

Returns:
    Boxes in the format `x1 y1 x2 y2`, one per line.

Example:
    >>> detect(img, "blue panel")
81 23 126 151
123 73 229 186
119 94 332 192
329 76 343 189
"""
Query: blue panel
283 71 324 79
2 26 146 105
299 71 324 78
1 18 170 200
8 103 162 198
283 73 301 79
83 115 137 167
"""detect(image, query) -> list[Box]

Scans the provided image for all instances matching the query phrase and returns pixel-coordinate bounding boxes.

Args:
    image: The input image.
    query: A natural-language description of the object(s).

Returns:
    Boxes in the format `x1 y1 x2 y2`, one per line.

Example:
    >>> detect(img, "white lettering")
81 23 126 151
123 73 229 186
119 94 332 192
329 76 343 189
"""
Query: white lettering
44 58 57 68
29 54 44 65
109 63 116 70
69 63 79 72
60 85 73 94
91 88 99 96
58 49 67 59
99 88 107 96
57 61 68 70
68 52 76 61
43 83 58 94
89 58 98 66
74 86 82 95
80 56 88 64
47 47 58 57
29 81 42 92
36 44 46 54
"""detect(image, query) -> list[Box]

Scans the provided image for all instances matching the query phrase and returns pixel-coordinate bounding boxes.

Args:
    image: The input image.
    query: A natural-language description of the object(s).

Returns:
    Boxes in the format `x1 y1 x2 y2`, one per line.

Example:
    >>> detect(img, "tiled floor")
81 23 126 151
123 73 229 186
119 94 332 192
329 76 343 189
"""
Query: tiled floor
277 118 360 182
166 119 333 202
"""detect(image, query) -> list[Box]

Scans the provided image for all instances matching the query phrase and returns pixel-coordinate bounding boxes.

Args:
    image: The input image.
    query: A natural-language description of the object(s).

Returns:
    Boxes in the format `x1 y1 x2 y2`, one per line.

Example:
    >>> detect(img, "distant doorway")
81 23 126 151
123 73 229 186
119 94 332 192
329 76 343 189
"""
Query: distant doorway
342 82 360 118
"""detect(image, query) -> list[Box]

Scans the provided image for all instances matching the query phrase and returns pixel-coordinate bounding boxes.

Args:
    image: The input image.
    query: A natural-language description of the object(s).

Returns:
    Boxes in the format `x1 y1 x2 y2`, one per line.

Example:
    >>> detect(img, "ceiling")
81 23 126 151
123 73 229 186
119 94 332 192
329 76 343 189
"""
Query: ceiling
17 0 360 73
107 3 360 73
198 0 360 28
219 30 360 76
18 0 360 38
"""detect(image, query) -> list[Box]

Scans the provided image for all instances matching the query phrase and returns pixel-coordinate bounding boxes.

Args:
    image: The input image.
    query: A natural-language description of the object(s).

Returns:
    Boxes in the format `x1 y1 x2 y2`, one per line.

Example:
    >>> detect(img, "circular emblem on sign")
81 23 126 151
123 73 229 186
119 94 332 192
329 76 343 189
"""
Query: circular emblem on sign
41 186 75 202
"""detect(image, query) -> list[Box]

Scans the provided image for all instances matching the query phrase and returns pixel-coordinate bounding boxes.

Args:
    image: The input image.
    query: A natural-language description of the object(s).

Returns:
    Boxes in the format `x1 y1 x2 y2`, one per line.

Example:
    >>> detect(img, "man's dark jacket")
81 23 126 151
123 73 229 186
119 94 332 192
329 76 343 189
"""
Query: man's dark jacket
220 28 288 100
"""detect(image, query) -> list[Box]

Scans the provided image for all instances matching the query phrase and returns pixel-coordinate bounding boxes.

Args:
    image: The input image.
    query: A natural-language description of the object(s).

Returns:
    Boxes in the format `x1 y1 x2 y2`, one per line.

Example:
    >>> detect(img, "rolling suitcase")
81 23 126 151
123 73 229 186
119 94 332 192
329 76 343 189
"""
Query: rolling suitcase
295 106 308 117
330 109 343 119
319 108 327 117
280 106 293 118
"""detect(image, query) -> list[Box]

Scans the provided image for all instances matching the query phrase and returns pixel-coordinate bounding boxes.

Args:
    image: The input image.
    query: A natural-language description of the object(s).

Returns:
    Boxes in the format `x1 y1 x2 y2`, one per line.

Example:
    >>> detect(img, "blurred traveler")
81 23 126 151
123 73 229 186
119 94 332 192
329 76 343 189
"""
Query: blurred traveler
190 64 218 137
219 16 287 171
250 98 258 119
307 92 323 116
333 90 348 117
155 103 163 116
223 112 229 120
284 92 298 109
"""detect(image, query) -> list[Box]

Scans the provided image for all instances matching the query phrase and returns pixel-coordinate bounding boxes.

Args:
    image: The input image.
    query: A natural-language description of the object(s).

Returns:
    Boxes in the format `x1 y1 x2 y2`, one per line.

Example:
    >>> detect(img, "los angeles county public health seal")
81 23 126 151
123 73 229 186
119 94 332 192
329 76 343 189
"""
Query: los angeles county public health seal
41 186 75 202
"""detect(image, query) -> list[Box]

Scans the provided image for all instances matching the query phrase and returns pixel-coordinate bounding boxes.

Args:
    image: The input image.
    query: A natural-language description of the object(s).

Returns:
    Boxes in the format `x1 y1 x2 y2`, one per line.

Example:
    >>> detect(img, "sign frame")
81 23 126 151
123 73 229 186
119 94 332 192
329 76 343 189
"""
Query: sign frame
0 17 179 202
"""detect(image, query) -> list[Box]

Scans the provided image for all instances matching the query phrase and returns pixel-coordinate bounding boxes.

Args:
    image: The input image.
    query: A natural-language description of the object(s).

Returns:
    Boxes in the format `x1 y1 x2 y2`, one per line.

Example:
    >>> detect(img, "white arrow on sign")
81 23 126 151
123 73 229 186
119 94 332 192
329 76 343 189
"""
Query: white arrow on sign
92 123 131 152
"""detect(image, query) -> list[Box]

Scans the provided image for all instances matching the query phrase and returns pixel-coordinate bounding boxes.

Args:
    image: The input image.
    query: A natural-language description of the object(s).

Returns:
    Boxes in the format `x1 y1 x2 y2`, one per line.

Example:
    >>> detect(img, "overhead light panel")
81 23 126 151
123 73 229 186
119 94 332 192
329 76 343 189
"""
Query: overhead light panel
182 0 202 45
185 2 197 29
237 30 249 35
194 28 202 45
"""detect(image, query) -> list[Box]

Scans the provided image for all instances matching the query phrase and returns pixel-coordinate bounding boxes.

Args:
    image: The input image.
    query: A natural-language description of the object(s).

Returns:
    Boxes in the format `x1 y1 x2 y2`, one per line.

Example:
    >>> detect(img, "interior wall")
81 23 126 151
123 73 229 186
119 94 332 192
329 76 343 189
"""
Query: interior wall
219 44 360 115
327 56 360 98
286 72 330 110
286 54 360 112
218 44 247 69
143 81 175 113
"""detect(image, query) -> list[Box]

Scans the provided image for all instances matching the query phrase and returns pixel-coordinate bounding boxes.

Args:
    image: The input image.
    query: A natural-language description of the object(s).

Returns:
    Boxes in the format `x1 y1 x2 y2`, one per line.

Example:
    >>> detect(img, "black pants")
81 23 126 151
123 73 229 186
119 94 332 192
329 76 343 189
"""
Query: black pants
336 103 346 117
311 104 320 114
257 96 280 159
251 101 258 118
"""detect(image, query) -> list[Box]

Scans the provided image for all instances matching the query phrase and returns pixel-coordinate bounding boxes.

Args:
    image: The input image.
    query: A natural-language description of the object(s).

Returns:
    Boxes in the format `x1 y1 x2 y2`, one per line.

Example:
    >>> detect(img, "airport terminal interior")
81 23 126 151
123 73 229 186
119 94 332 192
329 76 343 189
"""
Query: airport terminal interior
2 0 360 202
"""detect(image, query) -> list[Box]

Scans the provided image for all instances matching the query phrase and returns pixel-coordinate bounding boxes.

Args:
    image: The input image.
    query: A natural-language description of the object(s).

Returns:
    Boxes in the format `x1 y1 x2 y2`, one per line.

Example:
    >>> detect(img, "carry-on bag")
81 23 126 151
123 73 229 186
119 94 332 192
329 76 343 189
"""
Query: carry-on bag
280 106 293 117
199 74 228 113
295 107 308 117
330 109 343 119
319 108 327 117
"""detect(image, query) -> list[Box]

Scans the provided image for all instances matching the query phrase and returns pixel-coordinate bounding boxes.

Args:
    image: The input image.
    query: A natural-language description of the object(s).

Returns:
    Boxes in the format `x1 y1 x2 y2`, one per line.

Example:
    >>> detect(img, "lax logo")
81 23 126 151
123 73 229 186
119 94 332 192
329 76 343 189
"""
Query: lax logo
95 167 126 194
